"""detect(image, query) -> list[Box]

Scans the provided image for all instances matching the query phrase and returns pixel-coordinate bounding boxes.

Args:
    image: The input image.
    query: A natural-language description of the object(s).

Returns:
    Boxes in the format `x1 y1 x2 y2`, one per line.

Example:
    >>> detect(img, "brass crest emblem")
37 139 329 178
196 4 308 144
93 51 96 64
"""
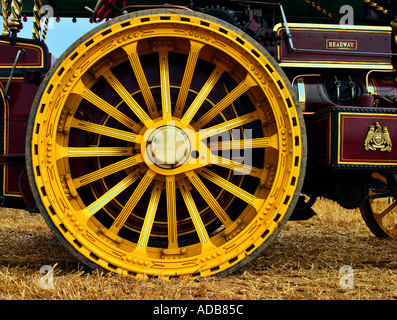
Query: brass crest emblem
364 122 392 152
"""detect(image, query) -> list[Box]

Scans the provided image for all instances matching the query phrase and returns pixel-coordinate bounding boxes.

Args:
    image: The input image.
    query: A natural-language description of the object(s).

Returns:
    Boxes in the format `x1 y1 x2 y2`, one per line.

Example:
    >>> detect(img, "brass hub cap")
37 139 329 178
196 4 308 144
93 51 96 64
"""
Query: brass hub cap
146 125 191 169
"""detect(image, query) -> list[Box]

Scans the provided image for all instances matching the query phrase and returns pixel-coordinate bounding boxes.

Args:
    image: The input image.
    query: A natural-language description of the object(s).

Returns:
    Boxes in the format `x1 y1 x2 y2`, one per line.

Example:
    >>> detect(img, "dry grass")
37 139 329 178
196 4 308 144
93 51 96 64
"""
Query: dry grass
1 199 397 300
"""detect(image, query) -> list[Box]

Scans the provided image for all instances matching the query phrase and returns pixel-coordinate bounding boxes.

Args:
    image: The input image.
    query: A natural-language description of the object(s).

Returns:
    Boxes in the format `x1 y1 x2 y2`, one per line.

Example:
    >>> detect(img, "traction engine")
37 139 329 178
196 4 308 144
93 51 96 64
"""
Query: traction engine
0 0 397 278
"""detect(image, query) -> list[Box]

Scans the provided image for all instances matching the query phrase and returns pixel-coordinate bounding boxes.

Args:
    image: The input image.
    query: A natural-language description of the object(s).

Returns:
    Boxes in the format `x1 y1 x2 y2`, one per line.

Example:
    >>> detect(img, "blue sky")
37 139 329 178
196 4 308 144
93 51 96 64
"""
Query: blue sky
19 17 103 58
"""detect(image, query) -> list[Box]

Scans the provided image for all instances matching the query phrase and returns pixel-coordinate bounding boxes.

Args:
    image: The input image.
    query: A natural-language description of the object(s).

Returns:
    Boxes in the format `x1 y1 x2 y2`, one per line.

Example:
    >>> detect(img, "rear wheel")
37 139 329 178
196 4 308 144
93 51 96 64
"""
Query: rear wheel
360 172 397 238
26 9 306 278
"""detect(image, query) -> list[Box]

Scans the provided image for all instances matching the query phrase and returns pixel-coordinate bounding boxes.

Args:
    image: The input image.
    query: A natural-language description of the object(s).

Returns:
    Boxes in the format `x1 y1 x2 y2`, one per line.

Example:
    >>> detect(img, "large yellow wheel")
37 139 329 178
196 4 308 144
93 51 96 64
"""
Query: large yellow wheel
26 9 306 278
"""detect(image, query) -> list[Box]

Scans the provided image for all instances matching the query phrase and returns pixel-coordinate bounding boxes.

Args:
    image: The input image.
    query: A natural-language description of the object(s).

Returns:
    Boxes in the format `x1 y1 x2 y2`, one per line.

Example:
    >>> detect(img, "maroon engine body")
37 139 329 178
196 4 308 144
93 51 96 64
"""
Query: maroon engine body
274 20 397 210
0 0 397 214
0 37 50 209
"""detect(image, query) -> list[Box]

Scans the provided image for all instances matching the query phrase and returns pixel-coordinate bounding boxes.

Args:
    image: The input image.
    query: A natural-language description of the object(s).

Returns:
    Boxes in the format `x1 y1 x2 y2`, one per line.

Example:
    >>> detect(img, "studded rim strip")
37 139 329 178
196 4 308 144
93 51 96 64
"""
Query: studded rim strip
26 9 306 278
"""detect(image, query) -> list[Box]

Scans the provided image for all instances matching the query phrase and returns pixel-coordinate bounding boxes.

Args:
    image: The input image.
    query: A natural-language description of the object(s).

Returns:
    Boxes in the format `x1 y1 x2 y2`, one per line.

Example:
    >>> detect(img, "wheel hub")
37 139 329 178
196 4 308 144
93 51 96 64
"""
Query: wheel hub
146 125 191 169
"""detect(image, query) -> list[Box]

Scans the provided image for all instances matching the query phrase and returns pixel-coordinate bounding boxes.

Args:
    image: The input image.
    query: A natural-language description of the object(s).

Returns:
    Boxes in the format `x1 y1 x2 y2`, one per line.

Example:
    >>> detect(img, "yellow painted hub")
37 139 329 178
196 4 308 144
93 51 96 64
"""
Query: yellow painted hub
26 9 306 278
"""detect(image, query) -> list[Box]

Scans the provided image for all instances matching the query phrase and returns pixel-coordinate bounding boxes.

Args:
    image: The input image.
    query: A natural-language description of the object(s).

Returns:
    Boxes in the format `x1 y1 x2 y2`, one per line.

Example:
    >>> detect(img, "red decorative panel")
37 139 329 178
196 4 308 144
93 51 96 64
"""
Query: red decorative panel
275 23 392 69
339 113 397 165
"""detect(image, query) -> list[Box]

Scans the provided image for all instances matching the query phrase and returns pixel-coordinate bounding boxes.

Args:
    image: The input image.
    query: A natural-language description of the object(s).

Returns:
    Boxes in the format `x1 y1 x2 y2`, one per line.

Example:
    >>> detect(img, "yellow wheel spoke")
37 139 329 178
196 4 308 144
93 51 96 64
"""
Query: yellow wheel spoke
209 134 279 151
212 155 264 178
174 40 205 118
71 79 141 132
73 154 144 189
136 181 163 250
185 171 233 227
376 200 397 219
199 111 259 140
372 173 388 184
178 178 216 250
85 169 141 216
103 70 154 128
166 175 178 249
56 146 133 159
109 169 157 234
122 42 159 118
159 51 172 120
193 74 257 130
70 118 142 143
199 168 263 211
181 65 224 126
